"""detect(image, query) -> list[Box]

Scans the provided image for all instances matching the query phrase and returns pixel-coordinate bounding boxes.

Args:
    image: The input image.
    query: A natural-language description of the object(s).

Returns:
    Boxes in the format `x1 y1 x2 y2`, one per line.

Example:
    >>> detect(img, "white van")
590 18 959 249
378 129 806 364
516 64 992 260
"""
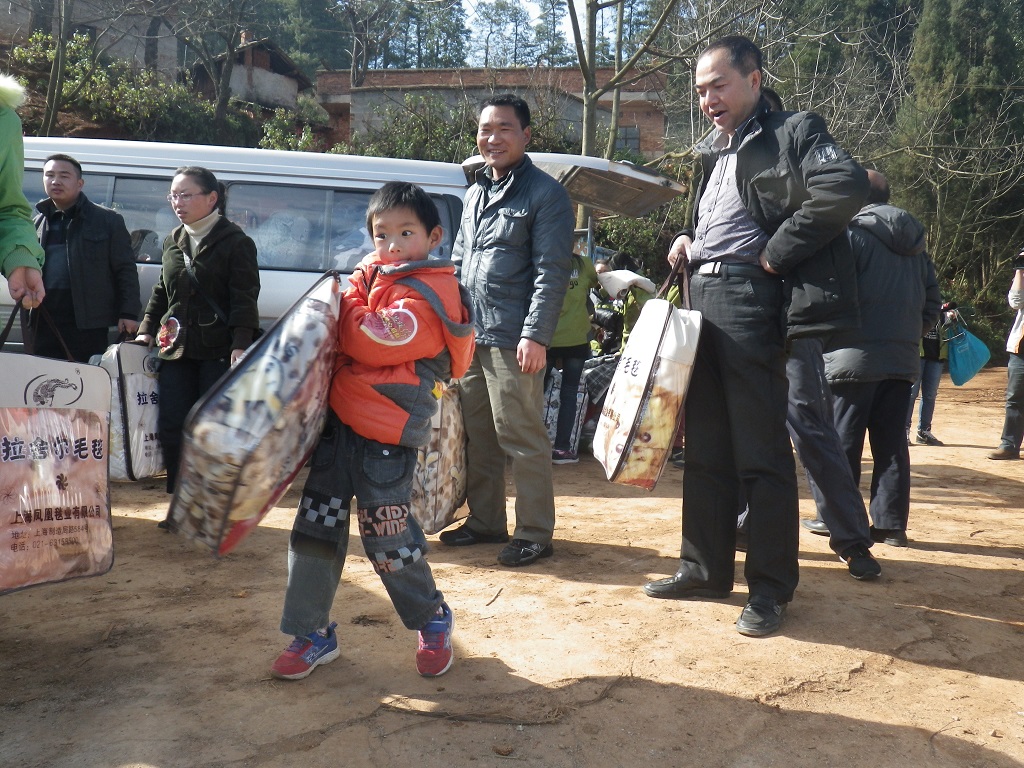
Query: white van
2 138 470 352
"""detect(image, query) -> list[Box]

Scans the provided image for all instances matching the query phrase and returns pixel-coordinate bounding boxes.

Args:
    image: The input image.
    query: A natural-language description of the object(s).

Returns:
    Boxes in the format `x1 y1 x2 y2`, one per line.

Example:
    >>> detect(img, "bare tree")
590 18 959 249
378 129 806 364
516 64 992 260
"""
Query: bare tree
338 0 407 87
164 0 276 137
35 0 163 136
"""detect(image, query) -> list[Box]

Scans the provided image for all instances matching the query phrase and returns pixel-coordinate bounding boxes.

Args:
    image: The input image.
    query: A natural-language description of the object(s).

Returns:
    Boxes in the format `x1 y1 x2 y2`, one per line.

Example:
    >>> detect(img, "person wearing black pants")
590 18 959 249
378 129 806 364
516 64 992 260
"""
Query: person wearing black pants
135 166 260 526
642 35 868 637
823 171 941 549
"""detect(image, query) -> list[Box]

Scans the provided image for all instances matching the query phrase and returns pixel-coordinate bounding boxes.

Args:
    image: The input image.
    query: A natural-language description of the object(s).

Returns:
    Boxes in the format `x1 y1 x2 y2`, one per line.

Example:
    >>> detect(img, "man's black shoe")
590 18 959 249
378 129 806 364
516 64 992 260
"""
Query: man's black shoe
497 539 553 566
735 595 786 637
801 518 830 536
735 530 748 553
869 526 908 548
438 523 510 547
840 544 882 580
643 572 730 600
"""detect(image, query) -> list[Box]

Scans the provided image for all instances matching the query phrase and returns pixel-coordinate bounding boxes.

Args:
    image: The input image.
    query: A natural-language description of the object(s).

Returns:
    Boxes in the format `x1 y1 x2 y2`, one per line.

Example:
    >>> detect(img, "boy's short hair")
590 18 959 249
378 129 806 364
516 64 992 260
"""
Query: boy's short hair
365 181 441 233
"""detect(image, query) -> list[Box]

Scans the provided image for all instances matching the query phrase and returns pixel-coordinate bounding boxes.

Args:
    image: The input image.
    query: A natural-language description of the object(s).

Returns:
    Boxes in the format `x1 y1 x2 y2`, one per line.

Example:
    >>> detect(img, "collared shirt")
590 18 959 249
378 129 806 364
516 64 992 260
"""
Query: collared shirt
689 124 769 266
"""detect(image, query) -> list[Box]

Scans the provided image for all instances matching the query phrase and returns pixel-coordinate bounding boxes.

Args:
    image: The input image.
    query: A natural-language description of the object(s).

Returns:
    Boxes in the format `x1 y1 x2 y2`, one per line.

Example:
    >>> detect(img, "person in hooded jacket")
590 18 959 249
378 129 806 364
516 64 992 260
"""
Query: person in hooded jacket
823 170 941 549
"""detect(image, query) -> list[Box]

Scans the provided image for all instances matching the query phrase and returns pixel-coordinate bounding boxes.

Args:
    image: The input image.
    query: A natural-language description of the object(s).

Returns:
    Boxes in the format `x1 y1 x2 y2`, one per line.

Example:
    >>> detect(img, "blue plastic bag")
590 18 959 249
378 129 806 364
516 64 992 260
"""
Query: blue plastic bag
946 320 991 386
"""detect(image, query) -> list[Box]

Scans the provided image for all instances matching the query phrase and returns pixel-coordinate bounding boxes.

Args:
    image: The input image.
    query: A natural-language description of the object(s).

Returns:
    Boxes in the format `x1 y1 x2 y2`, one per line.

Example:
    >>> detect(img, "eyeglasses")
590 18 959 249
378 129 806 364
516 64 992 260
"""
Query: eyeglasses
167 192 204 203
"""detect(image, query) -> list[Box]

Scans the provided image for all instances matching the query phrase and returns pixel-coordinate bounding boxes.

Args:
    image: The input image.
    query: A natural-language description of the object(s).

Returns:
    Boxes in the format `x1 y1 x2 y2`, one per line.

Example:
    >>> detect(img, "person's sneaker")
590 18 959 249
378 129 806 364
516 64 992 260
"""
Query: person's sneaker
416 603 454 677
670 448 686 468
552 449 579 464
839 544 882 580
916 430 944 446
270 622 341 680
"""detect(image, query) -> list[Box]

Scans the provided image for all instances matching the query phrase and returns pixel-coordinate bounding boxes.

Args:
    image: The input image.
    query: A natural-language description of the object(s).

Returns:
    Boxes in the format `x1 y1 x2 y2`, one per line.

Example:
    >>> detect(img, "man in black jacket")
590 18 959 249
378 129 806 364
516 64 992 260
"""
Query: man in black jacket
25 153 140 361
643 35 868 637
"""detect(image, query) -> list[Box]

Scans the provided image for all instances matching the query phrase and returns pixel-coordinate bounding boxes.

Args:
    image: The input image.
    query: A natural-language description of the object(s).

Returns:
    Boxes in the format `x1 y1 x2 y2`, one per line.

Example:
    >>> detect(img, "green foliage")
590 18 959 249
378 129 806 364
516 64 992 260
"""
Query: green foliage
331 94 477 162
259 108 324 151
331 92 580 163
11 31 259 145
469 0 539 67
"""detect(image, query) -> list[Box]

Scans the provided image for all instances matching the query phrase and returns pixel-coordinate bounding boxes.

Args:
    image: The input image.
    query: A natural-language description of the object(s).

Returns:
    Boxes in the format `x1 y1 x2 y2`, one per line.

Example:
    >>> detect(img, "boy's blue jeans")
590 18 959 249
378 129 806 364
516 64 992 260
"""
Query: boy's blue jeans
280 412 443 636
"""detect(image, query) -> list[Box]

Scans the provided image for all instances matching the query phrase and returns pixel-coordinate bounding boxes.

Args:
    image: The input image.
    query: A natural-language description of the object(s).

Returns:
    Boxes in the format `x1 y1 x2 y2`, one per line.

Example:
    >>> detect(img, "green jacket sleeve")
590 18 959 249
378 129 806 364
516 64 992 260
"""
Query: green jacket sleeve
0 107 45 278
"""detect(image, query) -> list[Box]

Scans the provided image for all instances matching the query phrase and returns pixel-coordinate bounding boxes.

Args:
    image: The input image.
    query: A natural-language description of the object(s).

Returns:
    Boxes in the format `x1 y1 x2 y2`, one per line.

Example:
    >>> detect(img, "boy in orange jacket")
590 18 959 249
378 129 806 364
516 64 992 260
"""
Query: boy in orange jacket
271 182 475 680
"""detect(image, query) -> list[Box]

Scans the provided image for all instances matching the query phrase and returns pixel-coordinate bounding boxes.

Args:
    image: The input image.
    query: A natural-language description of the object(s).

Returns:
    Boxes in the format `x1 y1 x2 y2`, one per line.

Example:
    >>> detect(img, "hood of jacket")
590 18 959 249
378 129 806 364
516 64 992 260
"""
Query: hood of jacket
849 204 926 259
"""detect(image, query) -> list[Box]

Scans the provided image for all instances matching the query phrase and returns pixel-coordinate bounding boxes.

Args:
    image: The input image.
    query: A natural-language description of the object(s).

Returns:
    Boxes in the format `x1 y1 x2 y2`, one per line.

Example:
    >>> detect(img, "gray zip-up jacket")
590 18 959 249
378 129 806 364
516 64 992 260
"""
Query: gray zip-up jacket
824 203 941 384
452 155 573 349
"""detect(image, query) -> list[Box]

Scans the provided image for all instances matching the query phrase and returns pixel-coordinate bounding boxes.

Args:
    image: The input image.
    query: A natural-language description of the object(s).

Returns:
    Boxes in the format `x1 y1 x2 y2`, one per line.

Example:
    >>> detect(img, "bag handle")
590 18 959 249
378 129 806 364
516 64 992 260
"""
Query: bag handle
0 300 77 362
0 301 19 349
656 253 693 310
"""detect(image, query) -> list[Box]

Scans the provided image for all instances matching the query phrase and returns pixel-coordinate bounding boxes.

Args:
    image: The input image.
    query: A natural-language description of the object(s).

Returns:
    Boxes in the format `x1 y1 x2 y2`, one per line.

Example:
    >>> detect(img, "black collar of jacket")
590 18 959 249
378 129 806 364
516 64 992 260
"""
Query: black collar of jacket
36 191 90 220
696 97 777 155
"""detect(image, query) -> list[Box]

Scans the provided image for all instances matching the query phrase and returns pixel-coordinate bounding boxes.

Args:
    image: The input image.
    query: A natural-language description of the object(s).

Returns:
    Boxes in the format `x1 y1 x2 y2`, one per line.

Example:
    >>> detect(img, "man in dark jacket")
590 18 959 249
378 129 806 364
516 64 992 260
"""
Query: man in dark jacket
824 170 941 548
25 153 140 361
440 94 574 567
643 35 868 637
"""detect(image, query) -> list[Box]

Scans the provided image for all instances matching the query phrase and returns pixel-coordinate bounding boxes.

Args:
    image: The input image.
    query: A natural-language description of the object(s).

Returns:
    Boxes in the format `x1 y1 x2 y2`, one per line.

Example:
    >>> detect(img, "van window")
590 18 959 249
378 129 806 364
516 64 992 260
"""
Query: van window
330 191 373 272
111 176 172 262
228 183 331 272
24 169 461 273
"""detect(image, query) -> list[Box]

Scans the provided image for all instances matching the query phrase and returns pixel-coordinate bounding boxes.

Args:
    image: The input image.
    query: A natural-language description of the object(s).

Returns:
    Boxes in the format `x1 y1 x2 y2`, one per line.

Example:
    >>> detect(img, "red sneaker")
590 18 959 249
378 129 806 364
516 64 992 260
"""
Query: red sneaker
416 604 454 677
270 622 340 680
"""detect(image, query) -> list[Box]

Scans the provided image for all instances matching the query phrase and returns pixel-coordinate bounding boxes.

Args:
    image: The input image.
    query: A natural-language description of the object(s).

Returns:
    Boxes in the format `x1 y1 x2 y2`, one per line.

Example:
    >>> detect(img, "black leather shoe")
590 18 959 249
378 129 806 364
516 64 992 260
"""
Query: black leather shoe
735 595 786 637
801 518 830 536
869 526 908 547
438 523 510 547
735 530 748 553
643 572 730 600
497 539 553 566
157 517 172 532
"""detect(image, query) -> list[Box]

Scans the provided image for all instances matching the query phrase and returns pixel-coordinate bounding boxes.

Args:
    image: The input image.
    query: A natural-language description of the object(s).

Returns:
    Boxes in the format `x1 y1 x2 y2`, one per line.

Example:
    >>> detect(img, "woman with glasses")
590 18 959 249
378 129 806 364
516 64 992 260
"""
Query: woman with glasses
135 166 260 528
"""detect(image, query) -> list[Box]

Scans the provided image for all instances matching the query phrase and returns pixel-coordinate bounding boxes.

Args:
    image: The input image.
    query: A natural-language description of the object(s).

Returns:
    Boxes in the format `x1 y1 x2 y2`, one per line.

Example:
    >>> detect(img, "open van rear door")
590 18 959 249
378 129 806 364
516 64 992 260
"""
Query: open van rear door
461 152 686 219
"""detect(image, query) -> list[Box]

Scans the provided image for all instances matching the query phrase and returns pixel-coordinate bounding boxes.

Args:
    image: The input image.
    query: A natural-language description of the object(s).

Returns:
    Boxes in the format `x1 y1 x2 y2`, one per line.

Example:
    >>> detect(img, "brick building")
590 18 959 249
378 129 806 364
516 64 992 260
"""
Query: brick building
317 67 668 159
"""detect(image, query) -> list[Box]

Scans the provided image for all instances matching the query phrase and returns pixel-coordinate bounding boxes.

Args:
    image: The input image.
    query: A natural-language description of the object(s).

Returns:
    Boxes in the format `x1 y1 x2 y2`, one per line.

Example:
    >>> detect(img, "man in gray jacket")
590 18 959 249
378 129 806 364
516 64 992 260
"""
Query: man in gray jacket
824 170 941 548
25 153 140 362
440 94 574 567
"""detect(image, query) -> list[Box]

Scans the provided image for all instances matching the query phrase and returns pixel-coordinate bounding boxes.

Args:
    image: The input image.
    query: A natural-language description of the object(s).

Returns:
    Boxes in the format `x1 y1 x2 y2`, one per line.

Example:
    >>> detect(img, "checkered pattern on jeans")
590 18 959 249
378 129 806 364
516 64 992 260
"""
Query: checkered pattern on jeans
299 493 348 528
366 545 423 574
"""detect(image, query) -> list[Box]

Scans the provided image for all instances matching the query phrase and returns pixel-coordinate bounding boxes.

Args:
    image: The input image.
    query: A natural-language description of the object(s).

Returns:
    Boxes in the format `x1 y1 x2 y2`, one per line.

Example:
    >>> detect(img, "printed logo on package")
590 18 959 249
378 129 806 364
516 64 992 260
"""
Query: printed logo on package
1 357 113 595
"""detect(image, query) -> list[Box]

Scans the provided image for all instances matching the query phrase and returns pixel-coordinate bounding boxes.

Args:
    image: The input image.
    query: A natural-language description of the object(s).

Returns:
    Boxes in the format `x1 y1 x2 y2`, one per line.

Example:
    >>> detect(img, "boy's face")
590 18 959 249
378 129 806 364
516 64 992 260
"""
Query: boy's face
371 206 442 264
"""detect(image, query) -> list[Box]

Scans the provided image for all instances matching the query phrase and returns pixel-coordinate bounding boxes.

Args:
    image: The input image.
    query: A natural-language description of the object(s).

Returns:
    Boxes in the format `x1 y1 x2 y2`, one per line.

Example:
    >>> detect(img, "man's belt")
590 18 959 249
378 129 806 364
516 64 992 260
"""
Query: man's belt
691 261 779 280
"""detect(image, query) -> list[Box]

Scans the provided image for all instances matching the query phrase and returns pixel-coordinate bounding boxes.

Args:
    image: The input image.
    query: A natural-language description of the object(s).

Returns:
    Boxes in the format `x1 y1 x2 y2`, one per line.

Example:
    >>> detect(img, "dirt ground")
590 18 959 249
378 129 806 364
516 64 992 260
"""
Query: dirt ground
2 367 1023 768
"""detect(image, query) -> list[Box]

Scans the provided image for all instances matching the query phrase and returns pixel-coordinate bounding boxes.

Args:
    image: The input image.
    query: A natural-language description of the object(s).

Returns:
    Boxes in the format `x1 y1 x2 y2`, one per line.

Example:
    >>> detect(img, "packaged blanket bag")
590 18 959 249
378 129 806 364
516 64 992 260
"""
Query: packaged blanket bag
169 273 342 556
0 355 113 594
